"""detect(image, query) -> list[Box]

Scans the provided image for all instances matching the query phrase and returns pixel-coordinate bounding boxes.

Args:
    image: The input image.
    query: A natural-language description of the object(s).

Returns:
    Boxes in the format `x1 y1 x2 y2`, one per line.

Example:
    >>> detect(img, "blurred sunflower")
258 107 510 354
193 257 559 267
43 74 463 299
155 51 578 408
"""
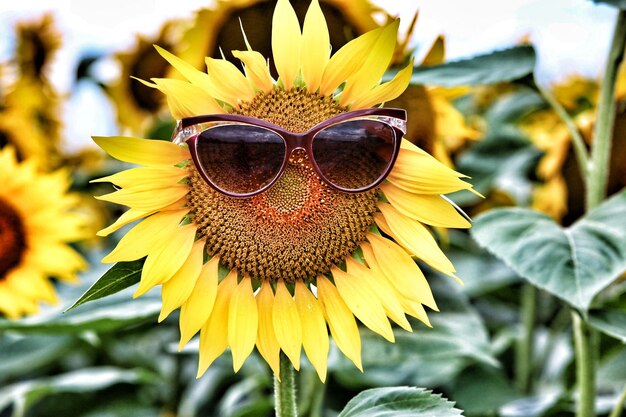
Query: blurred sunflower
94 0 476 381
0 13 63 168
521 75 626 224
108 0 409 135
388 36 481 166
0 147 87 319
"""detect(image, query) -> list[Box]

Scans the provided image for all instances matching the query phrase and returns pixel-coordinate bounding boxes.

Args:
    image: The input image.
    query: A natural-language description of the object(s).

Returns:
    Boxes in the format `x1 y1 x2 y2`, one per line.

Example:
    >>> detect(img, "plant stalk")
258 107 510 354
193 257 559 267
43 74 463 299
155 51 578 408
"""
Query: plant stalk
609 382 626 417
275 353 298 417
587 9 626 210
515 284 536 394
536 83 590 179
573 312 596 417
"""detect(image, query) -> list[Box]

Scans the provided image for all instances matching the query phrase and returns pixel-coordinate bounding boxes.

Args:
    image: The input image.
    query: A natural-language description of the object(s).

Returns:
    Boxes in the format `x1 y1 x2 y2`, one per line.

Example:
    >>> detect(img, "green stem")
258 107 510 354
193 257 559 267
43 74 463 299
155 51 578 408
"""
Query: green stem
275 353 298 417
515 284 536 394
573 312 596 417
535 82 590 179
587 9 626 210
609 382 626 417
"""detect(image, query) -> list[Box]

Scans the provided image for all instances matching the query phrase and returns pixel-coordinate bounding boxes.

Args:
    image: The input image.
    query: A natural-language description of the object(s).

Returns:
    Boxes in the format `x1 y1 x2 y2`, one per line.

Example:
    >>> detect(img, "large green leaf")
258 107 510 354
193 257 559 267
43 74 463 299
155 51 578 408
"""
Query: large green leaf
0 367 155 415
338 387 463 417
0 290 160 334
588 309 626 342
66 259 144 311
471 189 626 310
407 45 535 87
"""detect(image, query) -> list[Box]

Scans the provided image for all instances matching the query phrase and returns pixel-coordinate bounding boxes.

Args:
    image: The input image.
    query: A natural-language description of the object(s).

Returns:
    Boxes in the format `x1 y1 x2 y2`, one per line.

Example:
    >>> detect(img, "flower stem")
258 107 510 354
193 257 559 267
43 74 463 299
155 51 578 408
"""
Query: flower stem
515 284 536 394
535 82 590 179
609 382 626 417
587 9 626 210
573 311 596 417
275 353 298 417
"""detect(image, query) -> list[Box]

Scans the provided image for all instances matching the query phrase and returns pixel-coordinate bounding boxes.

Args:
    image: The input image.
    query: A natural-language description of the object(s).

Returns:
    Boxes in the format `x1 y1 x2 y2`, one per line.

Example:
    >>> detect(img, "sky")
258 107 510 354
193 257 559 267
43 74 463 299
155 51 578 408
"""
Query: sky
0 0 618 147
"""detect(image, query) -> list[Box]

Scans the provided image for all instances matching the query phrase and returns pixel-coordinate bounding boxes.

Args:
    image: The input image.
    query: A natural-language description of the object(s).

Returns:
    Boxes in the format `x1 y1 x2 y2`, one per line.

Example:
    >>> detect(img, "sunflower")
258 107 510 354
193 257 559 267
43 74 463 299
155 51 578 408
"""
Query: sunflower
108 0 407 135
93 0 476 381
0 147 87 319
0 13 63 168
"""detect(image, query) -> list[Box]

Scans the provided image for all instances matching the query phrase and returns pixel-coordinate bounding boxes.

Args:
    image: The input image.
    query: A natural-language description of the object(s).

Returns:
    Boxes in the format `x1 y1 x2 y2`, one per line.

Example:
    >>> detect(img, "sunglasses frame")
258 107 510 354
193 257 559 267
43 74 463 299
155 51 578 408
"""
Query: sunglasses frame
172 107 407 198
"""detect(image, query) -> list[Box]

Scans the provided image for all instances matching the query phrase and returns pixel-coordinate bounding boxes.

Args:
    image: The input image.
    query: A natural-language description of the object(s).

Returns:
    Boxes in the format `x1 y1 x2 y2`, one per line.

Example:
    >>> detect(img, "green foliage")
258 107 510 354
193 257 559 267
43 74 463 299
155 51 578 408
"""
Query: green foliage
67 259 144 311
337 387 463 417
331 280 497 389
588 309 626 342
471 189 626 310
0 291 160 334
408 45 535 86
0 367 155 416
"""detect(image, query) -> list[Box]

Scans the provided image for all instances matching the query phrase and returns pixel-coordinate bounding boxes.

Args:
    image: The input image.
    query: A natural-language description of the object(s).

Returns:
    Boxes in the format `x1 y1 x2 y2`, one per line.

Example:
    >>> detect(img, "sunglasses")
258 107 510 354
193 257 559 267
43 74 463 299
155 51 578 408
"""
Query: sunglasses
171 108 407 198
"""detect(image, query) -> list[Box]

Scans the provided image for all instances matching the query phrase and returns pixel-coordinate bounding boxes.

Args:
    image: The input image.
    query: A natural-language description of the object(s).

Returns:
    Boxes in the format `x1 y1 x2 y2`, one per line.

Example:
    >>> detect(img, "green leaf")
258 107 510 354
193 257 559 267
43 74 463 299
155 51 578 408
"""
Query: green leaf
338 387 463 417
471 189 626 310
408 46 535 87
0 291 161 334
591 0 626 9
66 259 144 311
0 335 76 382
588 309 626 342
0 367 155 415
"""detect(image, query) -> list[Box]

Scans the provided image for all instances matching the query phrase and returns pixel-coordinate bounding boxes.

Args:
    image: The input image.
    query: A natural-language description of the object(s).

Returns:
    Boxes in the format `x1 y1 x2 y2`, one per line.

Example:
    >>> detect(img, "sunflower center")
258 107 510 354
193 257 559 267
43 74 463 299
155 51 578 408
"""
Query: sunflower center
0 198 26 280
188 88 379 282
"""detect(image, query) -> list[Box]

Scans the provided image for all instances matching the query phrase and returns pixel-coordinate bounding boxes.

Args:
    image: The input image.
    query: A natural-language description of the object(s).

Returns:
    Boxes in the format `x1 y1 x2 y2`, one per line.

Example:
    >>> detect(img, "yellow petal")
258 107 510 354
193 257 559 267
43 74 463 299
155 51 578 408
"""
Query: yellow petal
198 270 238 377
319 25 385 96
388 141 476 195
421 35 445 66
272 0 301 88
350 59 414 110
376 203 456 276
346 258 411 332
204 58 256 106
272 280 302 370
232 50 273 93
92 166 187 189
228 276 258 372
159 240 205 322
340 20 399 107
401 297 432 327
143 78 225 118
301 0 329 92
102 209 188 263
316 276 362 371
381 183 470 228
6 269 57 305
179 257 220 349
95 184 189 211
295 281 329 382
154 45 220 96
135 223 197 297
364 234 437 310
92 136 189 167
256 281 281 377
97 198 186 237
331 266 394 342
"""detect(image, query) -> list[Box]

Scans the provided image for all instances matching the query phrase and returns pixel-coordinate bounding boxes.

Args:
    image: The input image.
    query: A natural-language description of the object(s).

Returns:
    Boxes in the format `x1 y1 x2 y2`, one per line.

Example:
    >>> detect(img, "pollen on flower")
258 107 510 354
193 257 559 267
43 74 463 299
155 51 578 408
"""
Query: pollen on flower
187 88 379 283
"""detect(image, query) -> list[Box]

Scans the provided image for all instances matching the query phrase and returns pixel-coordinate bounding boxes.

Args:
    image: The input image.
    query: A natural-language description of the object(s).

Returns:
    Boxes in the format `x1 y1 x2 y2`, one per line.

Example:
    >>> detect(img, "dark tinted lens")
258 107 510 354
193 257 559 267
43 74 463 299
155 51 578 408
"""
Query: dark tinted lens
312 119 396 190
195 124 285 195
